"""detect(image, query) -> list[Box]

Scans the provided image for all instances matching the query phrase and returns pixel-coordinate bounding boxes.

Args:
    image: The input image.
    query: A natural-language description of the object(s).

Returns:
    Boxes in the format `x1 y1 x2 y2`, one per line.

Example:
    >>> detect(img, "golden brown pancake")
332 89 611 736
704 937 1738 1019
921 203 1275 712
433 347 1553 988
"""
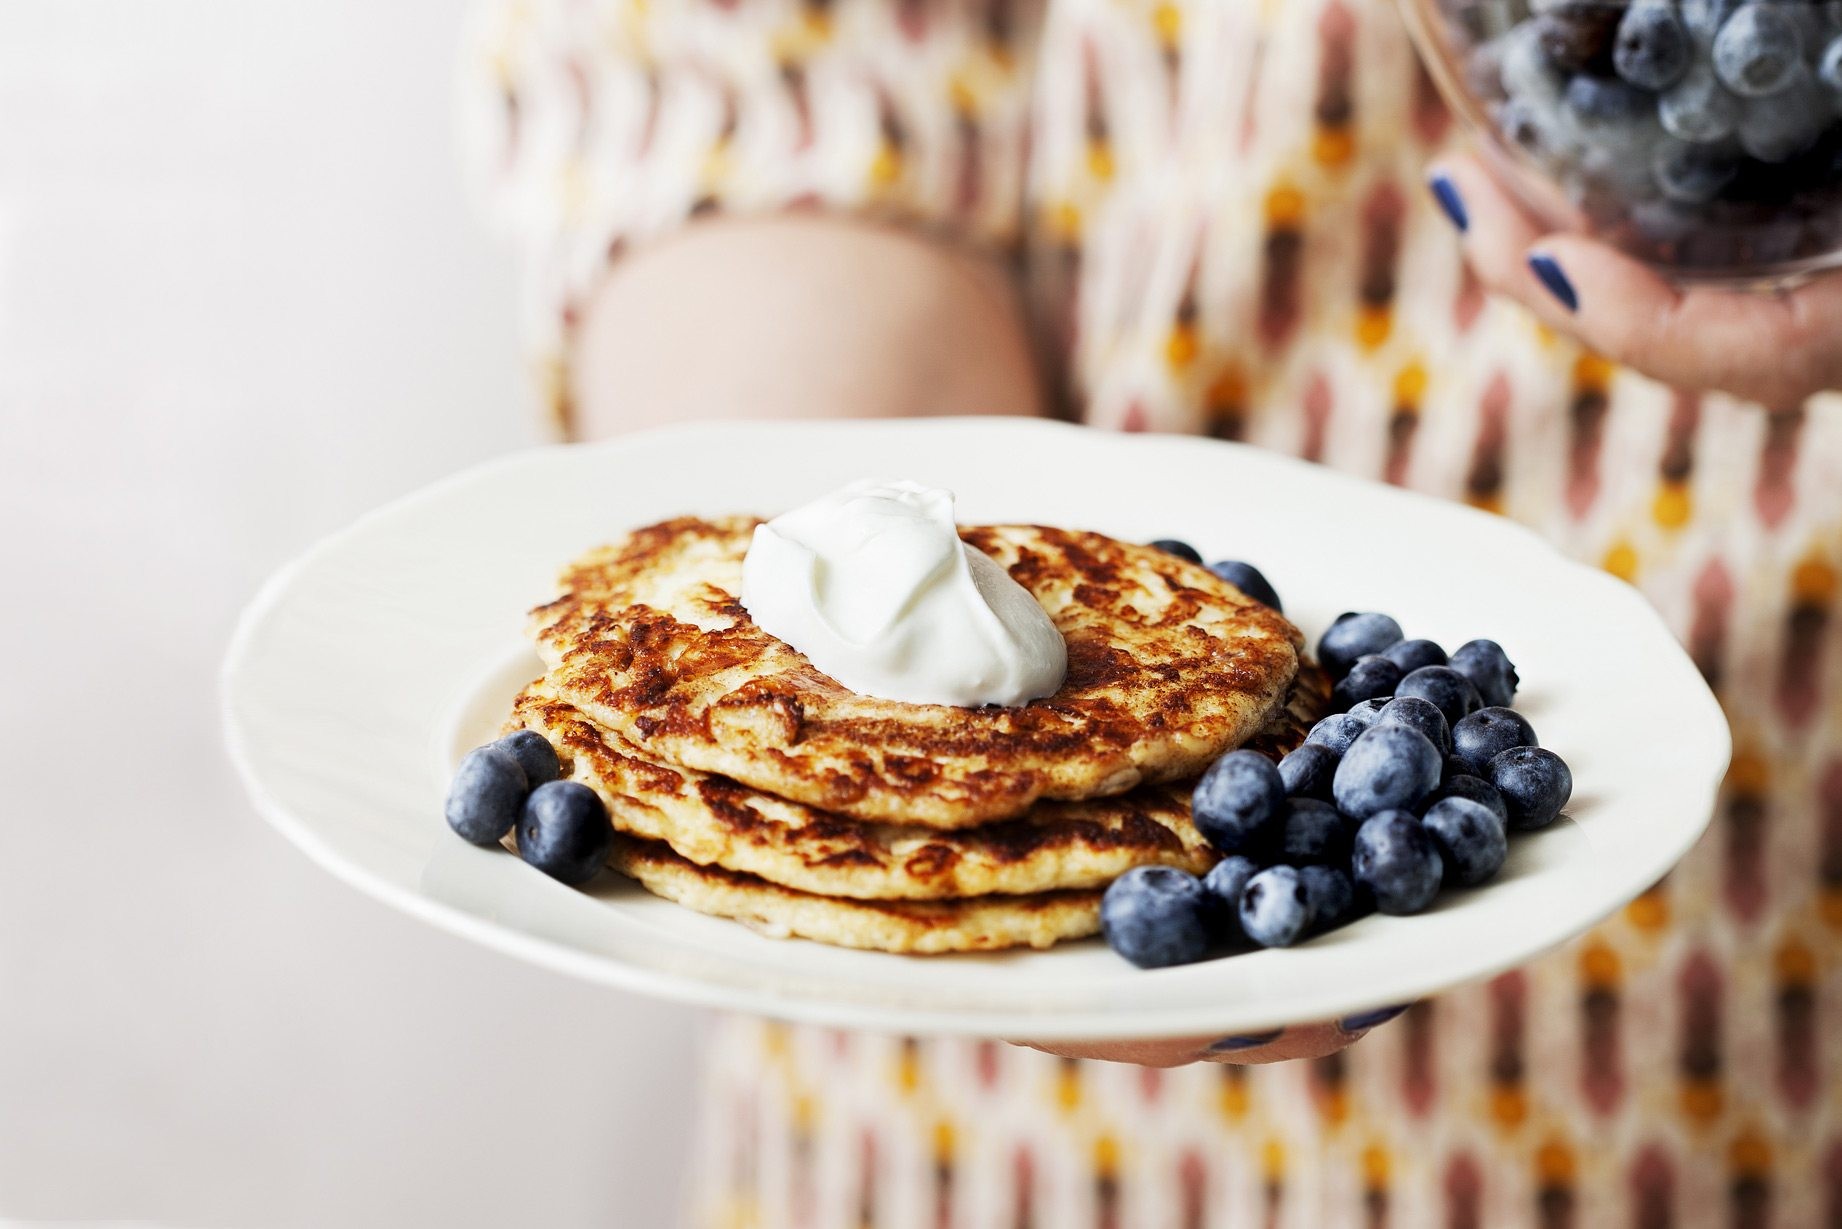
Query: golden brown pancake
530 517 1302 829
510 662 1326 900
605 836 1105 954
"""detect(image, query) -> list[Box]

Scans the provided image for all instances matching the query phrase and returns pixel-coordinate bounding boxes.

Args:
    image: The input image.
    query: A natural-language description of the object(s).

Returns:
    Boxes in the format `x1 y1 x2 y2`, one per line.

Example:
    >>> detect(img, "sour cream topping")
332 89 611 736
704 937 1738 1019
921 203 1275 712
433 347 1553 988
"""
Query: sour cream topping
738 480 1068 708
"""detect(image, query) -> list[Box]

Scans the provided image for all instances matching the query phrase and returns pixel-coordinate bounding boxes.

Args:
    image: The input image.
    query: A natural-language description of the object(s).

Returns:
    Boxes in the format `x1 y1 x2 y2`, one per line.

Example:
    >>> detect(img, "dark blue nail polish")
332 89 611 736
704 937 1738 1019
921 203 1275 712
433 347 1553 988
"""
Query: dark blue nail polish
1428 173 1469 232
1207 1029 1283 1052
1528 252 1579 312
1338 1004 1409 1033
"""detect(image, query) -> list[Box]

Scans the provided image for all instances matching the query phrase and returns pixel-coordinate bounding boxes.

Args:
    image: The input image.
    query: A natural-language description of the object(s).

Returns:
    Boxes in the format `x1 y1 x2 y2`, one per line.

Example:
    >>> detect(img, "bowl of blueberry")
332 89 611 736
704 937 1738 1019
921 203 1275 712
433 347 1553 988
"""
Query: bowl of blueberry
1399 0 1842 281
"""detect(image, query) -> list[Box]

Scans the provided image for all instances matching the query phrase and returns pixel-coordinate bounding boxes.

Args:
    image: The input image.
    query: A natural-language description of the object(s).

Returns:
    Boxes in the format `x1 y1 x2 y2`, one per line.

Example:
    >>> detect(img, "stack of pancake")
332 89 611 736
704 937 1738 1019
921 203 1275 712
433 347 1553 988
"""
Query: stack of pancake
508 516 1324 954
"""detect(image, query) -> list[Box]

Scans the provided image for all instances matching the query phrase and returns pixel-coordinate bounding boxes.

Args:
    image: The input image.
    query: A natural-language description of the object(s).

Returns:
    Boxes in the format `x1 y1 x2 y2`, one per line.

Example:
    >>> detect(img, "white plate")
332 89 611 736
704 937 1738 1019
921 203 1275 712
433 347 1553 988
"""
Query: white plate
222 419 1729 1040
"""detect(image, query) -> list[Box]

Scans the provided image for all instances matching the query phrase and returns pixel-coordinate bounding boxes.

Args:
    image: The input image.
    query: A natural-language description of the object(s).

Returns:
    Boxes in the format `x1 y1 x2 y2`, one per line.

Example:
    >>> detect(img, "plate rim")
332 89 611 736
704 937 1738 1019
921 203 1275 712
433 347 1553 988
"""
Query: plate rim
222 417 1732 1038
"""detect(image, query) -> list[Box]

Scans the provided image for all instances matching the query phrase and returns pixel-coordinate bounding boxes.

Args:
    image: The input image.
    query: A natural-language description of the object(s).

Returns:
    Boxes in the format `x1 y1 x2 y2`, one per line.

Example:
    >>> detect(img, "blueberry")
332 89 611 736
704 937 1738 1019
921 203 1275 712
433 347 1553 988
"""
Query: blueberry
1347 697 1392 727
1448 640 1519 708
1425 773 1512 827
1451 707 1537 775
1536 2 1623 73
1563 74 1656 141
1382 638 1448 674
1332 654 1404 711
1318 612 1406 679
1332 724 1444 820
1238 866 1316 948
1278 742 1340 800
1352 810 1445 915
1821 35 1842 94
1394 665 1483 727
1737 80 1827 162
1495 94 1582 162
1151 538 1203 564
1102 866 1214 968
1376 694 1454 756
1713 3 1804 97
1422 797 1510 887
516 780 614 885
1192 749 1287 855
1299 864 1362 933
1504 19 1571 100
1489 746 1574 831
446 746 529 846
1654 139 1742 202
1207 560 1283 612
496 729 561 788
1279 798 1352 866
1306 712 1371 756
1681 0 1744 47
1202 855 1261 941
1660 64 1743 143
1615 1 1693 90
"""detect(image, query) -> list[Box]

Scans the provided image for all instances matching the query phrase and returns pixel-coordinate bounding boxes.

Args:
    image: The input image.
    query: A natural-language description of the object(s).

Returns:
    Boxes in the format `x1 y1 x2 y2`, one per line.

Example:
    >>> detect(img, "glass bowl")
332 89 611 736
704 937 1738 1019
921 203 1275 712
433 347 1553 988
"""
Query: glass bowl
1398 0 1842 284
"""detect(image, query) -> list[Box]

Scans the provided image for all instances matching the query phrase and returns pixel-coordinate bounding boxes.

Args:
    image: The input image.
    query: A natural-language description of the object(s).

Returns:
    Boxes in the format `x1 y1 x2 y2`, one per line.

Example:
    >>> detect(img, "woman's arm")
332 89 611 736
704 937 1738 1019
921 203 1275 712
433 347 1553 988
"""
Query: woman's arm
570 215 1045 439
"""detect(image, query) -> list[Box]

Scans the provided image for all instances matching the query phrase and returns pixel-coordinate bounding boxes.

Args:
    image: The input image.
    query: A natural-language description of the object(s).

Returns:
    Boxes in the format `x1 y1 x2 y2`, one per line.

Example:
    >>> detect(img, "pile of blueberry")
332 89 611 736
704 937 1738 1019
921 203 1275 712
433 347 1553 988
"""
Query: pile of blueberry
1445 0 1842 269
446 731 615 885
1104 541 1572 969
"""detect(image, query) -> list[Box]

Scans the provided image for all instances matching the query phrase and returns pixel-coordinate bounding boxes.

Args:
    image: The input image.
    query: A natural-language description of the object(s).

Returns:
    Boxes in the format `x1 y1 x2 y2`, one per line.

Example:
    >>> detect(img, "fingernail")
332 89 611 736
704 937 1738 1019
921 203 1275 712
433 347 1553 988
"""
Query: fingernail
1338 1004 1409 1033
1428 173 1469 233
1527 252 1578 312
1207 1029 1283 1053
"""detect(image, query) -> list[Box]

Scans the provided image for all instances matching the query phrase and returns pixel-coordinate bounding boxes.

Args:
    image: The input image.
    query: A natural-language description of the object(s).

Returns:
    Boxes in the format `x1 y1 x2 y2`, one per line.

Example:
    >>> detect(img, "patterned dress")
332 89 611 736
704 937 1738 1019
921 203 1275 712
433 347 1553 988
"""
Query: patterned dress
464 2 1842 1225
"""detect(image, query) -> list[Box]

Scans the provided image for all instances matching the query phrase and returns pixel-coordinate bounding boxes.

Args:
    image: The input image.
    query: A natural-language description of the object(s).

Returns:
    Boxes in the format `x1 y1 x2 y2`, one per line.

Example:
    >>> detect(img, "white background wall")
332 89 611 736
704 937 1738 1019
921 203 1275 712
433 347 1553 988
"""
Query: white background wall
0 3 700 1224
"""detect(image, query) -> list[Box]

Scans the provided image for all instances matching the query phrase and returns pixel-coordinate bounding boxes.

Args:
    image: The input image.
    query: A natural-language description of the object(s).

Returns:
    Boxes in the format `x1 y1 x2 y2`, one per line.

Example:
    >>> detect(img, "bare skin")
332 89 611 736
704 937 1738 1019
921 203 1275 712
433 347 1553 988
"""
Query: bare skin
1013 1011 1409 1067
571 214 1044 436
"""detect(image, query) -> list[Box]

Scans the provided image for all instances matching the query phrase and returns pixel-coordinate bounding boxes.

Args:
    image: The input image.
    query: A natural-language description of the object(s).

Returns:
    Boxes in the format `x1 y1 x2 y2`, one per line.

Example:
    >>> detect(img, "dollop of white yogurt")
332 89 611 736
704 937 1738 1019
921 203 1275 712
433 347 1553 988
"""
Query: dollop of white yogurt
739 480 1068 708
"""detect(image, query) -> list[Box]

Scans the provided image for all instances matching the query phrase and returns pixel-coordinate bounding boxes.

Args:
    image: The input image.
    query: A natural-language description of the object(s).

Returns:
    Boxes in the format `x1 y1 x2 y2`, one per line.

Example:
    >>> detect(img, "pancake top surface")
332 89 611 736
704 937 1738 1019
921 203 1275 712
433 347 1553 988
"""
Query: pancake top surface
532 516 1302 827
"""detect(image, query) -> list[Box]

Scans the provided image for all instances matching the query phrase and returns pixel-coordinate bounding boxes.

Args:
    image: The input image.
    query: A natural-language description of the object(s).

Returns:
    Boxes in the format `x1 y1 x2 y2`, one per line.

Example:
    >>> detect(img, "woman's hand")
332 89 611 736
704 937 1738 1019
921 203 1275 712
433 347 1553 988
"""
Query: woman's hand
1428 153 1842 411
1009 1004 1410 1068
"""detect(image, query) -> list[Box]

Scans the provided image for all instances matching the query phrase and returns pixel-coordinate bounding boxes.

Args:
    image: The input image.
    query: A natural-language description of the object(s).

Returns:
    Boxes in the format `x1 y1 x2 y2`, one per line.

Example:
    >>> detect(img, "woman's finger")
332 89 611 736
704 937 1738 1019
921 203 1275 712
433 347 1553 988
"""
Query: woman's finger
1008 1036 1233 1068
1426 154 1556 320
1007 1004 1410 1068
1429 153 1842 409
